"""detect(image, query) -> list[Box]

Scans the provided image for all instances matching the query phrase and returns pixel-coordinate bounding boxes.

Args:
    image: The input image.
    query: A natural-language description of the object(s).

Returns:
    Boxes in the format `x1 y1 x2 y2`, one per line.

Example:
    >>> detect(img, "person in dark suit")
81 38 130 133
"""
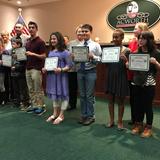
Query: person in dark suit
67 25 84 111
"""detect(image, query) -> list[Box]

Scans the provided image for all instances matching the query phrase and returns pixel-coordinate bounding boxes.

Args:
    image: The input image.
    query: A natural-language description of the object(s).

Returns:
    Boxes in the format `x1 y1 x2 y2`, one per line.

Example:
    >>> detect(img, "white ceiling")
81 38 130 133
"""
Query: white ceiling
0 0 61 7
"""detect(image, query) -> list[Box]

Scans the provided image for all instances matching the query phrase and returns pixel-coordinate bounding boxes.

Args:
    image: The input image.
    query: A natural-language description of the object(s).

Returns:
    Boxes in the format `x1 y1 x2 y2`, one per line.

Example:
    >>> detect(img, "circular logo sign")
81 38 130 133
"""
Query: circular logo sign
107 0 160 32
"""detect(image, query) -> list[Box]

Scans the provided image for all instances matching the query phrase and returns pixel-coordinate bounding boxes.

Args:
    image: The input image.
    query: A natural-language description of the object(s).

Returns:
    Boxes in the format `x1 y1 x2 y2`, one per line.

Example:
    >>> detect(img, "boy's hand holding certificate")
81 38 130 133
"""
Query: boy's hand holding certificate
72 46 89 62
15 47 27 61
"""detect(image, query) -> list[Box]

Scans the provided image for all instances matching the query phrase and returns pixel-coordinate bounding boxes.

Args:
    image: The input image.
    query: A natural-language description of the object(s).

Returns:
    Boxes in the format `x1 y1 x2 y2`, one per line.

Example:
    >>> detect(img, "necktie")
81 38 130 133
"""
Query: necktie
84 41 88 46
16 35 21 40
80 41 88 70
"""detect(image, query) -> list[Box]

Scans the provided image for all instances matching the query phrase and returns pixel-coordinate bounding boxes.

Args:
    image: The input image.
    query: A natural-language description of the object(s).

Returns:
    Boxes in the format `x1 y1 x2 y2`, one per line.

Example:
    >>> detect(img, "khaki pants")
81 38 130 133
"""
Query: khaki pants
26 69 44 108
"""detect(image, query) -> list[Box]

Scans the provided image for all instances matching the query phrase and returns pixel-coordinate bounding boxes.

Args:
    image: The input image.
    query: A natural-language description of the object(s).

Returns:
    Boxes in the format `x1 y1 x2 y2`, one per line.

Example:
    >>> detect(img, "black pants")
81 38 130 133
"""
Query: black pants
129 81 136 123
0 92 5 104
132 85 155 126
11 76 30 105
68 72 78 109
4 69 14 102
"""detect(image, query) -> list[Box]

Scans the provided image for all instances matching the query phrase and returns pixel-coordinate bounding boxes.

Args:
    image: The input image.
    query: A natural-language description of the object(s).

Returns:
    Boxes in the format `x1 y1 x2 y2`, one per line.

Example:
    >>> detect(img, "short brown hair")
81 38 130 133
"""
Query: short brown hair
82 24 93 32
28 21 38 30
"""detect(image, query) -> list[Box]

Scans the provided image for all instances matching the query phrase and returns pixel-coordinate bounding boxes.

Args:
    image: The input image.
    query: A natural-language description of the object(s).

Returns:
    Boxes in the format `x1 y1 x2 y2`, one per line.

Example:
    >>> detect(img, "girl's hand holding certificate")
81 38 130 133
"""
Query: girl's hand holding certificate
150 57 157 64
150 57 160 69
54 67 61 74
120 54 128 63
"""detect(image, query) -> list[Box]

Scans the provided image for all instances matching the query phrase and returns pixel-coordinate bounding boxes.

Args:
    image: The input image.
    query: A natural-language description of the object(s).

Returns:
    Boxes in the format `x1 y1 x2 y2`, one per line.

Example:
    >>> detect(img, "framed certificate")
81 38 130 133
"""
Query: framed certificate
129 54 150 71
2 54 12 67
15 47 27 61
101 47 120 63
44 57 58 71
72 46 89 62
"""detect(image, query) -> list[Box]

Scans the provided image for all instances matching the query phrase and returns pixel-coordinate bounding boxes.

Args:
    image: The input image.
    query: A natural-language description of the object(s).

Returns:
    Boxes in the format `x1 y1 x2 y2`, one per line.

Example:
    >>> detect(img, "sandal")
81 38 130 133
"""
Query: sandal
53 117 64 125
46 115 57 122
117 123 124 131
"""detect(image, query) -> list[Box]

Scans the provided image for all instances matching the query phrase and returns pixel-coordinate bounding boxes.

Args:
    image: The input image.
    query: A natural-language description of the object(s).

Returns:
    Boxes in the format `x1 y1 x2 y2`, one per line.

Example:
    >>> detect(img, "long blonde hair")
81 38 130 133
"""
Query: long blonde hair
0 38 4 47
135 22 148 31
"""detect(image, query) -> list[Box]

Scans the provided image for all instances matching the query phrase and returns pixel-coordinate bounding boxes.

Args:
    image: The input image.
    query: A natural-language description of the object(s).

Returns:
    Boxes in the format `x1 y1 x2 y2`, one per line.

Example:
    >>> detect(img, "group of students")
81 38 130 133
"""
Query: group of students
105 22 160 138
0 21 46 115
0 22 160 138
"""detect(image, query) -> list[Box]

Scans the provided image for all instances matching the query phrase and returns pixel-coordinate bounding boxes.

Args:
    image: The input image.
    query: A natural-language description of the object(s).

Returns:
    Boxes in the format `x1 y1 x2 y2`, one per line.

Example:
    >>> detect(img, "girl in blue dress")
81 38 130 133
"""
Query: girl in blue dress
43 32 72 124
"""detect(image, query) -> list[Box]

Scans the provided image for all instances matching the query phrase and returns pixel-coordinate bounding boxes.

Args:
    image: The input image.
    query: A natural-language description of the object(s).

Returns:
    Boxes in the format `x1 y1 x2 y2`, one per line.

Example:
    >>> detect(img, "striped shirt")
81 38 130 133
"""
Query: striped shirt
144 72 156 86
132 49 160 86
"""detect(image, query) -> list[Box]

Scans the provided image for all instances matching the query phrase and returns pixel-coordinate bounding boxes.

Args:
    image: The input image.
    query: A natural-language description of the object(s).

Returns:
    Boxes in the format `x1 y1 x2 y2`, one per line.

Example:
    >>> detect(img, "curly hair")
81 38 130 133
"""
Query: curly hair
49 32 66 52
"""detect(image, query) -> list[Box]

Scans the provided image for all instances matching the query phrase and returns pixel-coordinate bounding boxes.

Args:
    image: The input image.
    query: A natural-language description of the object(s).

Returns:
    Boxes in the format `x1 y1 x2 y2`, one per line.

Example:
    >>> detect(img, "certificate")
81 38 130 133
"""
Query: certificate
129 54 150 71
2 54 12 67
72 46 89 62
101 47 120 63
44 57 58 71
15 47 27 61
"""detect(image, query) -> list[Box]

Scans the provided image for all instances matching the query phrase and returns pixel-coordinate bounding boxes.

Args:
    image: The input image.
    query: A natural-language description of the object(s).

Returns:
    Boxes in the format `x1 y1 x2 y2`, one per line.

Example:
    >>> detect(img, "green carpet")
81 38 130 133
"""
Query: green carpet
0 97 160 160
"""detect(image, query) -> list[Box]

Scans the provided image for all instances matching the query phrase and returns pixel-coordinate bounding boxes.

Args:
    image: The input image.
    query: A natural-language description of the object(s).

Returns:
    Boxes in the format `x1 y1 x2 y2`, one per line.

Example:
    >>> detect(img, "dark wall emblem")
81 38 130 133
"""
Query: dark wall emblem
106 0 160 32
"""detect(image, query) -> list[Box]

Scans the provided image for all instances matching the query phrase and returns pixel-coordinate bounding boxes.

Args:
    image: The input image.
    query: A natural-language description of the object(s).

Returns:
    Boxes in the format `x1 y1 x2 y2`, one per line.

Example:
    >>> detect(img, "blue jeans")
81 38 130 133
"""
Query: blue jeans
77 69 96 118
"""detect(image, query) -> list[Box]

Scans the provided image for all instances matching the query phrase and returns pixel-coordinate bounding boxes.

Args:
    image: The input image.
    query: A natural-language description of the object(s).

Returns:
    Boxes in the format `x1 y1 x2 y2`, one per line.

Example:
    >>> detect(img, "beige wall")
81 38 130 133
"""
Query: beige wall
0 0 160 43
0 2 18 34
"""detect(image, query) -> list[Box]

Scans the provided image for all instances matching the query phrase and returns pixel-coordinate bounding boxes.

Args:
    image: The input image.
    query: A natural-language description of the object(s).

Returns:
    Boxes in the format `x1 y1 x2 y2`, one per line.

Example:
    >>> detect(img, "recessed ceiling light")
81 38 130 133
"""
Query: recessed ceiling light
17 1 21 4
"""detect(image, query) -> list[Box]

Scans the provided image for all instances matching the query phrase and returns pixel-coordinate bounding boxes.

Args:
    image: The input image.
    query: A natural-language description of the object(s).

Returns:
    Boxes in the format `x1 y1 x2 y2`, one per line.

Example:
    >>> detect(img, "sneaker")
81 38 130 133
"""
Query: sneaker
0 101 6 106
26 105 38 113
34 108 46 116
78 117 87 124
141 128 152 138
83 117 95 126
